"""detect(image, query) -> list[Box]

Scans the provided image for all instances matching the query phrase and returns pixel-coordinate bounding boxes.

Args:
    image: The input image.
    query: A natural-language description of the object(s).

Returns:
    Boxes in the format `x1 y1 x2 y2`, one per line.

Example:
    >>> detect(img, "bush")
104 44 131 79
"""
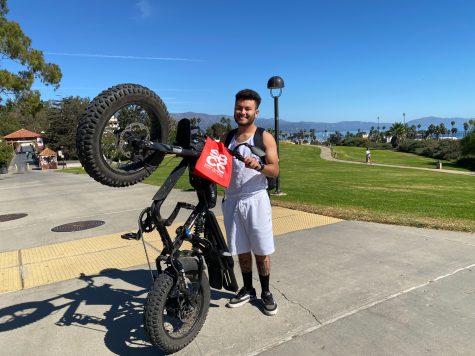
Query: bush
398 139 461 161
0 140 14 166
338 137 392 150
457 156 475 171
398 139 424 153
460 131 475 157
341 137 367 147
432 140 462 161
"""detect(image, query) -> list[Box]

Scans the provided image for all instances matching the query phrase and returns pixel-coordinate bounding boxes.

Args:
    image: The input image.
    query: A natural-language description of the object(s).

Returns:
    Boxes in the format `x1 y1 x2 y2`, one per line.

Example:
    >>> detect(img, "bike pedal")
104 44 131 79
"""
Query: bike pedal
121 232 140 240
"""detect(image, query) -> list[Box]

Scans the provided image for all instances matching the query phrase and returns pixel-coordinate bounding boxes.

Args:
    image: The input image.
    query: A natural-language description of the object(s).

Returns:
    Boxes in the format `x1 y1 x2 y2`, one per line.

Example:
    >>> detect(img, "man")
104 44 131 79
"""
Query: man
365 147 371 164
223 89 279 315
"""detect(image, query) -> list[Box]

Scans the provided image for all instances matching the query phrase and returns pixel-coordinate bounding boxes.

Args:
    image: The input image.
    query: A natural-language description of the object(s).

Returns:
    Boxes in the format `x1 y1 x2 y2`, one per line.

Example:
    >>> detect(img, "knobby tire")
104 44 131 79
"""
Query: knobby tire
76 83 170 187
144 272 210 354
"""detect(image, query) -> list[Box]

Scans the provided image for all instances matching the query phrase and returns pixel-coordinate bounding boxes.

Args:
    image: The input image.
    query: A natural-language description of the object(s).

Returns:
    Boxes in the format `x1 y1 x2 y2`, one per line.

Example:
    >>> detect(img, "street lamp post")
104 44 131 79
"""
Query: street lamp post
377 116 380 132
403 113 406 125
267 76 285 195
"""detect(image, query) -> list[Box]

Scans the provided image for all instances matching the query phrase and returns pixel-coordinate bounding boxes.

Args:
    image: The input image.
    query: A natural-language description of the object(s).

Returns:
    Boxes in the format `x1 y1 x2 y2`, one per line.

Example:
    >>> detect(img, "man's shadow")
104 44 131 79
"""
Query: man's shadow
0 268 235 355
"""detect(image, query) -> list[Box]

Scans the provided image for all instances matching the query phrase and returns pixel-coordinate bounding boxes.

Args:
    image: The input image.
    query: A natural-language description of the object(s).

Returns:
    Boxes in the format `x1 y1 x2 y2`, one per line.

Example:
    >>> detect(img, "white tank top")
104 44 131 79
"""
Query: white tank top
225 133 267 199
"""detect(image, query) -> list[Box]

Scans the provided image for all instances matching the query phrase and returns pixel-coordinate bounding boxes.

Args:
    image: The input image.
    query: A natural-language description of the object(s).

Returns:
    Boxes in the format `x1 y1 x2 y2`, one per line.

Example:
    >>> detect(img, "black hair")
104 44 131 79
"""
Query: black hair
235 89 261 108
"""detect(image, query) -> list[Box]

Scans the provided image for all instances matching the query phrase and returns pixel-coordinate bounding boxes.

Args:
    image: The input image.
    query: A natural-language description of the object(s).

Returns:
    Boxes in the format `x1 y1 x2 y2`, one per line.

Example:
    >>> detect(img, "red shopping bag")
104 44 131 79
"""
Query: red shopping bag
193 137 233 188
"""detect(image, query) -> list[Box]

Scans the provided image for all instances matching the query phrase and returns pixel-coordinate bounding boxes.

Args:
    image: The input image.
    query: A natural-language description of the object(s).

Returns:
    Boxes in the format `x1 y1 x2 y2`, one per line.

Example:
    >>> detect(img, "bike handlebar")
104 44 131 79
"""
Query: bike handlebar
134 139 265 162
135 140 202 158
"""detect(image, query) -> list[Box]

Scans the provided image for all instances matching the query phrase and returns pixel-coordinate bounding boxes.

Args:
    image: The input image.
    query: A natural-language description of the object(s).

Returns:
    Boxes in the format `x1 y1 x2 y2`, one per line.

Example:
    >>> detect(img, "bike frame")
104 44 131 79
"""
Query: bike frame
126 140 238 294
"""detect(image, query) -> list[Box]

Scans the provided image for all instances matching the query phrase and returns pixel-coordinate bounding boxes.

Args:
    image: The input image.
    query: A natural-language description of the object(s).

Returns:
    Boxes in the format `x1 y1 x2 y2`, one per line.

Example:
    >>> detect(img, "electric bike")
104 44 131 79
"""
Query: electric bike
76 83 265 354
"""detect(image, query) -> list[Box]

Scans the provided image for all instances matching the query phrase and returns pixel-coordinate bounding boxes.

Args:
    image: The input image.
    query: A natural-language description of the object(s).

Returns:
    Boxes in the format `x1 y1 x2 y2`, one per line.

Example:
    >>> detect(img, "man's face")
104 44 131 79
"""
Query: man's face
234 99 259 127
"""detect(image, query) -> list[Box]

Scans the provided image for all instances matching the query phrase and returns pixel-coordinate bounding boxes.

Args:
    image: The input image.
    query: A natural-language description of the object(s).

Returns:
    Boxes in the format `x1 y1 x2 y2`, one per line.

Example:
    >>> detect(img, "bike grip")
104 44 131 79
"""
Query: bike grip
228 148 245 162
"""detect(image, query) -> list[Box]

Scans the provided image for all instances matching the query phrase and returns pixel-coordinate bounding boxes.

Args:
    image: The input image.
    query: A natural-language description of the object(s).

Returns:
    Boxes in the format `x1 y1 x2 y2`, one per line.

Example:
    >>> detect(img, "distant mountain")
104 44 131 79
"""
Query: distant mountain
171 112 233 129
406 117 470 130
170 112 472 133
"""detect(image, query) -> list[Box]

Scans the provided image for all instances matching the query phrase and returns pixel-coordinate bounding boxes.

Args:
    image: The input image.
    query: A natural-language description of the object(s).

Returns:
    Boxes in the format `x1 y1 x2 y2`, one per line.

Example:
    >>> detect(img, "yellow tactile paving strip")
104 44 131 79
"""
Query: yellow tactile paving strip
0 207 341 293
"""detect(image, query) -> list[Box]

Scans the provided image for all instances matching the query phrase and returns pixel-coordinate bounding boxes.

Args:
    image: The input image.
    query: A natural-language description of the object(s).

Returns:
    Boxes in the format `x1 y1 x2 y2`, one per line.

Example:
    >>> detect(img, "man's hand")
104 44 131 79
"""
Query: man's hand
244 156 262 171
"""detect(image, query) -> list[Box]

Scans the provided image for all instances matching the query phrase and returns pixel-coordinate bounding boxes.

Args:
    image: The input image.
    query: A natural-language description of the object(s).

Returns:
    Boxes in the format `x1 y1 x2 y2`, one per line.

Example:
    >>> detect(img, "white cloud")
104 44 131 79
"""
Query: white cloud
44 52 204 62
136 0 152 18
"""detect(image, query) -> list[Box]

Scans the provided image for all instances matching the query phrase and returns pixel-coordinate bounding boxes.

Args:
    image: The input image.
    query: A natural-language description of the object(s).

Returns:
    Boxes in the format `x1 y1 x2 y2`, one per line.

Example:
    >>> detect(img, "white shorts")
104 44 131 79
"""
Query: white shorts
222 190 274 256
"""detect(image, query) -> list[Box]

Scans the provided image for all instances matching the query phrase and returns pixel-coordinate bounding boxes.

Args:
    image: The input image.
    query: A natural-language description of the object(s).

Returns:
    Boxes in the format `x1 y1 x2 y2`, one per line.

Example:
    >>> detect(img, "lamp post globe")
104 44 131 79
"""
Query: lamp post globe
267 76 285 195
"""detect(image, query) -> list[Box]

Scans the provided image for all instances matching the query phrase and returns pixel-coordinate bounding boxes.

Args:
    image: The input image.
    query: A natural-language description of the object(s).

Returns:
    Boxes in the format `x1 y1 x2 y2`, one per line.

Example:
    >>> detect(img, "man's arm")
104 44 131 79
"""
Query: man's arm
243 131 280 177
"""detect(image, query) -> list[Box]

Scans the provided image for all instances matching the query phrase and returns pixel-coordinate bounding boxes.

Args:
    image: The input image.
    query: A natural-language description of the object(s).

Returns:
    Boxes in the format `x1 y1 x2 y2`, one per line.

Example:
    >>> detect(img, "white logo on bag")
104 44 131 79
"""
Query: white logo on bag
206 149 228 174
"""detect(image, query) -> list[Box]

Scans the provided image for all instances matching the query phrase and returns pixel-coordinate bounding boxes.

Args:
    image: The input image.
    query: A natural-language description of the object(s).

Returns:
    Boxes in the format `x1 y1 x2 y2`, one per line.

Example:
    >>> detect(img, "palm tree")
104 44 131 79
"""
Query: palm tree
388 122 406 146
464 122 469 137
426 124 436 139
451 127 458 138
438 123 448 139
408 125 417 139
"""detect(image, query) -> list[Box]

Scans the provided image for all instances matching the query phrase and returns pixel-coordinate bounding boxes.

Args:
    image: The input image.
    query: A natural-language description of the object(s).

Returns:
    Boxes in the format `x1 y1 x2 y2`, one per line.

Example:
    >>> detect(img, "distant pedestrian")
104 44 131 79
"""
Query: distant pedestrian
365 148 371 164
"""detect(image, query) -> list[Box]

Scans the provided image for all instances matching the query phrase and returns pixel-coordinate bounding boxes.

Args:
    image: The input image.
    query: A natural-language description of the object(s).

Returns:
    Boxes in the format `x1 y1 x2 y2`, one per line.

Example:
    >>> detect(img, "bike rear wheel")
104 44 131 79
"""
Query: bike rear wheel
76 83 170 187
144 271 210 353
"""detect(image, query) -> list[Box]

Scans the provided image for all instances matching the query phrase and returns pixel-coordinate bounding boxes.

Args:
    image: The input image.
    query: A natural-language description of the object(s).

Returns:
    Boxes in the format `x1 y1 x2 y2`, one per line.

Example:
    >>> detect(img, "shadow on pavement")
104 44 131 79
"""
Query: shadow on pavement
0 268 235 355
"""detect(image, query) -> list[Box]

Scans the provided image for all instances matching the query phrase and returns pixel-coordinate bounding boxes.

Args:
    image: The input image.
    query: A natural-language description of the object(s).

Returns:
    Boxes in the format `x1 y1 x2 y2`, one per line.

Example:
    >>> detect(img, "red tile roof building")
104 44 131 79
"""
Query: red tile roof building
38 148 57 156
4 128 42 140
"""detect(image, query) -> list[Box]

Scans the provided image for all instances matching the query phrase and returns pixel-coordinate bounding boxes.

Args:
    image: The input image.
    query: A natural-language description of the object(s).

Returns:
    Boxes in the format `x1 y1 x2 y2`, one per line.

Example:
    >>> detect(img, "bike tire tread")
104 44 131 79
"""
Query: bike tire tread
144 272 210 353
76 83 170 187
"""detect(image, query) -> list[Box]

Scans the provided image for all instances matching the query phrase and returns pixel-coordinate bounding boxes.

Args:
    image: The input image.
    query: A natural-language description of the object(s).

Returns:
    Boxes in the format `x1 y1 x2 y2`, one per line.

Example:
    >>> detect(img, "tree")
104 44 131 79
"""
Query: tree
451 127 458 138
168 117 177 144
408 125 417 139
388 122 406 146
0 106 20 136
0 139 14 167
426 124 436 139
190 117 201 127
460 130 475 157
205 116 232 141
44 97 90 159
328 131 343 145
460 120 475 155
0 92 50 136
267 127 275 136
310 128 316 141
438 123 448 138
0 0 62 103
463 122 469 137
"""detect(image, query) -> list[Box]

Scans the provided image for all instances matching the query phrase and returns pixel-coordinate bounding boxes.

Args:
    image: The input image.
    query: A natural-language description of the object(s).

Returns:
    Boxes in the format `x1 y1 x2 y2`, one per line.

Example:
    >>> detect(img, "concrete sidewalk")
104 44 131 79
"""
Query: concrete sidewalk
1 170 475 355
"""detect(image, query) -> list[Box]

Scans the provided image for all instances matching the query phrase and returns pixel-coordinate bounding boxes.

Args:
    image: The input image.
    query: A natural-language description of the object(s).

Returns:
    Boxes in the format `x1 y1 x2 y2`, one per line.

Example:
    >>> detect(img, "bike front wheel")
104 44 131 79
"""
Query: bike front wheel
144 271 210 354
76 83 170 187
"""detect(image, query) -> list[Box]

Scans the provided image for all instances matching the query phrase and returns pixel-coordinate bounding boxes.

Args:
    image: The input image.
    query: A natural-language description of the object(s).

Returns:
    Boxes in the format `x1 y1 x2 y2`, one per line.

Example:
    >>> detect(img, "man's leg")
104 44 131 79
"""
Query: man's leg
227 252 256 307
238 252 253 290
255 254 277 315
255 254 270 292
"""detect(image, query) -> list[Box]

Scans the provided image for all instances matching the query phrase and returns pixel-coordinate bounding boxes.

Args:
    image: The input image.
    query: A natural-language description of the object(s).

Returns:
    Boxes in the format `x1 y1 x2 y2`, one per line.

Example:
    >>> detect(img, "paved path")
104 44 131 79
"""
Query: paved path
1 169 475 355
9 152 38 173
318 145 475 176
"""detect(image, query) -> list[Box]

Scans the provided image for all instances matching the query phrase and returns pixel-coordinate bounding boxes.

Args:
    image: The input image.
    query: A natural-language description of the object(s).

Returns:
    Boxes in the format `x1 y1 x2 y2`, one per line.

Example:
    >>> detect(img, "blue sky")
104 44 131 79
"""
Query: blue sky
6 0 475 123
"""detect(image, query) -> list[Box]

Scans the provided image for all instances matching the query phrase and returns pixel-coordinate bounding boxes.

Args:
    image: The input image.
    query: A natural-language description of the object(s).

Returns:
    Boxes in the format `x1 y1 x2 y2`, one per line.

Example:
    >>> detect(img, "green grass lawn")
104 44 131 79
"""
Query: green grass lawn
274 144 475 232
332 146 471 171
61 146 475 232
59 156 196 188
